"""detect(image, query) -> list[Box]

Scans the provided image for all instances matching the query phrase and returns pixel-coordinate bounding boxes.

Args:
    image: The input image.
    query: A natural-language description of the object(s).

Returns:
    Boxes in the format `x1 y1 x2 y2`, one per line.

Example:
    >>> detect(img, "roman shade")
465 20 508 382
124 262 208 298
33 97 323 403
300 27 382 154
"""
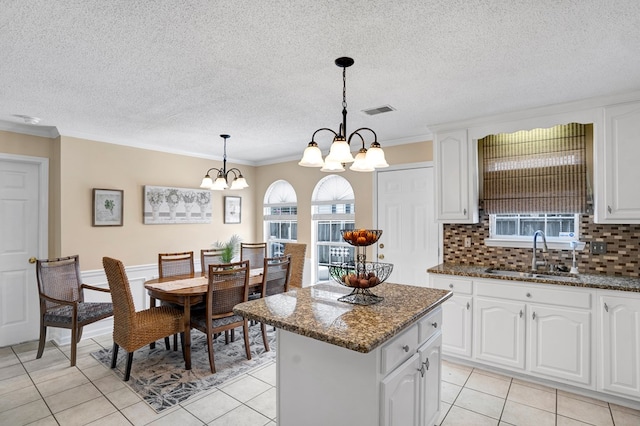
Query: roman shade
481 123 588 214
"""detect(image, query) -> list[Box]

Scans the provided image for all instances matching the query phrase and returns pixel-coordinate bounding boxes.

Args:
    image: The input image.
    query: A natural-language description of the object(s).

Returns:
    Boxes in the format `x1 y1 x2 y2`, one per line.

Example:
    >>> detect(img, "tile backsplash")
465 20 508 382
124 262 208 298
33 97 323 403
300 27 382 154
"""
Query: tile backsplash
443 213 640 277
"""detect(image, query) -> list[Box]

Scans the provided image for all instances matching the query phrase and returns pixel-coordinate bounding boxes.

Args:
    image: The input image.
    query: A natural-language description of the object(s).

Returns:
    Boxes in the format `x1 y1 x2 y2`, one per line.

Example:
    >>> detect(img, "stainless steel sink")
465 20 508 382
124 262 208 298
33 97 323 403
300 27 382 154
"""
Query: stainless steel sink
483 268 578 281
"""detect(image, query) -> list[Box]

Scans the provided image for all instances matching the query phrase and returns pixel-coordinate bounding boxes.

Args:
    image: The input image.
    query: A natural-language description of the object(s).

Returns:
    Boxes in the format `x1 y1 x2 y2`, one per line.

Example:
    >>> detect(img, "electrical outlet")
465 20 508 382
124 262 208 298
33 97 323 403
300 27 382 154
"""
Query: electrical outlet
464 237 472 248
591 241 607 254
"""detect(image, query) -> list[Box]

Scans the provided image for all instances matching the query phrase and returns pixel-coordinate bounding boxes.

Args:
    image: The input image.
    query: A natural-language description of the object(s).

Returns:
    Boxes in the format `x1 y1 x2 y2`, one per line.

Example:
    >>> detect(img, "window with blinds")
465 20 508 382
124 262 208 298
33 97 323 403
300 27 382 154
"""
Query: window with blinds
481 123 588 214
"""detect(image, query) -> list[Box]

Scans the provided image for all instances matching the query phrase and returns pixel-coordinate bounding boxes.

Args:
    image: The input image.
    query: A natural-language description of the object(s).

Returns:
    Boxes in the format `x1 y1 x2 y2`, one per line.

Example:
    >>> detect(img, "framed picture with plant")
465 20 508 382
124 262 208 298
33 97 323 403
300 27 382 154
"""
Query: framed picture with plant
93 188 123 226
224 196 241 224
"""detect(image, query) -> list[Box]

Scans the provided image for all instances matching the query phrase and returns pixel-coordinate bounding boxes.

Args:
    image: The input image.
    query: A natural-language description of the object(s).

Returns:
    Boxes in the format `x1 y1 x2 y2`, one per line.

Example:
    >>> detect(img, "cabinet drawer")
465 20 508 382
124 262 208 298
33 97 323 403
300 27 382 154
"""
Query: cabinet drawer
476 280 591 309
380 324 419 375
431 275 472 295
418 307 443 345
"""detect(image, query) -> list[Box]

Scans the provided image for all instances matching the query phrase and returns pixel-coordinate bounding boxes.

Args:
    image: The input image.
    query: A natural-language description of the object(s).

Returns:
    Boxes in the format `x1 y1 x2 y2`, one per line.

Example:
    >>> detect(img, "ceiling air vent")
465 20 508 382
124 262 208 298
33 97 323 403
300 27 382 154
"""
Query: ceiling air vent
362 105 395 116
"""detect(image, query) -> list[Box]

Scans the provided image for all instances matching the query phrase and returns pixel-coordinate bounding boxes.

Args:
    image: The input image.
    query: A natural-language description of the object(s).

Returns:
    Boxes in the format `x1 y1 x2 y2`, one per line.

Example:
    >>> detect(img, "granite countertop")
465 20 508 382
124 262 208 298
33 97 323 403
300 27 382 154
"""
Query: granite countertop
428 263 640 292
234 282 451 353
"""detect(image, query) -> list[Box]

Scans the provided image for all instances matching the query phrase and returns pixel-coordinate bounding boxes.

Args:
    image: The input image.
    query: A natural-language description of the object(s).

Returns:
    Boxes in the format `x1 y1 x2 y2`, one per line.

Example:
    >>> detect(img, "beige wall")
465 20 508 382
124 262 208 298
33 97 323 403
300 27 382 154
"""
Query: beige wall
1 129 431 271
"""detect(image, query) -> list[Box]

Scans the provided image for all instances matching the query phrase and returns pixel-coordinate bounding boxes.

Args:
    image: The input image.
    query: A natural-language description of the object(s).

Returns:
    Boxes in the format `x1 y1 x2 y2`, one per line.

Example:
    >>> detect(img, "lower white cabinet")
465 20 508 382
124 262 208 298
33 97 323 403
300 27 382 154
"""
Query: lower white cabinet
474 297 526 369
431 276 473 357
598 292 640 399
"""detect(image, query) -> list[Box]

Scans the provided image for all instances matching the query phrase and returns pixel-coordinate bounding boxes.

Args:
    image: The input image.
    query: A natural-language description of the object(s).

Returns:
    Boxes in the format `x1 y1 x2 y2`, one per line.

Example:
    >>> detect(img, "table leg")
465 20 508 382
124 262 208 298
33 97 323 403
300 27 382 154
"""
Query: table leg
150 296 157 349
184 297 192 370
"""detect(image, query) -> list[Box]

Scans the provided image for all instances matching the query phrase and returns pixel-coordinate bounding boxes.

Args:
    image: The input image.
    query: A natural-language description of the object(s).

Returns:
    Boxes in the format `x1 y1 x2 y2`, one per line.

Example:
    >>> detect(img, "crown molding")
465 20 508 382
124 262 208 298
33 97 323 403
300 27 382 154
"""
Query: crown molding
0 120 60 138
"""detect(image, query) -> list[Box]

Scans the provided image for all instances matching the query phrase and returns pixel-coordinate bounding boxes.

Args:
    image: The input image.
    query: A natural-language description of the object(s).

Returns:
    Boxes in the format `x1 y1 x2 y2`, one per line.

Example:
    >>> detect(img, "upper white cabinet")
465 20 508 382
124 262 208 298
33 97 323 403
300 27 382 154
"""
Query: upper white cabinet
434 129 479 223
596 101 640 223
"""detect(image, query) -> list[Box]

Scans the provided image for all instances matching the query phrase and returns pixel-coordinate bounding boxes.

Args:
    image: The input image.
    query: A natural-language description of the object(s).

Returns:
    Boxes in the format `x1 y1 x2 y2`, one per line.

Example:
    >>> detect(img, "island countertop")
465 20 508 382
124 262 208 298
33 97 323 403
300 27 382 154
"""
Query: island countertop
234 282 452 353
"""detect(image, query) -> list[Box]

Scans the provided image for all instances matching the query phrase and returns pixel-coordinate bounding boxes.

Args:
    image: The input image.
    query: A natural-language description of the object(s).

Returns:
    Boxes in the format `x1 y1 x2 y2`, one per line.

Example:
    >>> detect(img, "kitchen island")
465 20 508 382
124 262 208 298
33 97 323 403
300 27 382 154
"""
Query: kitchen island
234 282 452 426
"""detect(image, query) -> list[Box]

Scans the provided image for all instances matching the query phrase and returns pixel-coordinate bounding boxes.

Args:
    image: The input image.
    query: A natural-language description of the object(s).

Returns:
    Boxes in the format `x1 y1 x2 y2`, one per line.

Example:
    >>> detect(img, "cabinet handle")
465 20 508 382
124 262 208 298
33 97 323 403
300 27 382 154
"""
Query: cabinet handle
463 208 467 215
532 312 537 320
402 345 410 352
418 363 425 378
604 302 609 312
519 310 523 318
432 322 438 329
423 358 430 371
608 205 612 214
466 302 470 310
449 283 454 289
526 292 531 298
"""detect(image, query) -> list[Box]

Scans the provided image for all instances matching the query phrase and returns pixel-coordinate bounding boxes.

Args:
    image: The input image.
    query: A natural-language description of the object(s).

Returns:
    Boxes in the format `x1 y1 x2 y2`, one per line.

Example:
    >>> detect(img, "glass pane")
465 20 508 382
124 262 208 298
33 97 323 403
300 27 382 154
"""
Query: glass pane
317 222 330 242
291 222 297 240
268 222 280 239
280 222 291 239
519 218 546 236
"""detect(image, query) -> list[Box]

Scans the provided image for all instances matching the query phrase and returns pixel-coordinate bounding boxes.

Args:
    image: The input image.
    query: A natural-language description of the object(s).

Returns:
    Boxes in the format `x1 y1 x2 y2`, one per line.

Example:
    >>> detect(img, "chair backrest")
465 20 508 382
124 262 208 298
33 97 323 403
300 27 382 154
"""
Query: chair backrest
200 248 224 276
36 255 83 309
158 251 194 278
240 242 267 270
206 260 250 318
261 255 291 297
283 243 306 288
102 257 137 334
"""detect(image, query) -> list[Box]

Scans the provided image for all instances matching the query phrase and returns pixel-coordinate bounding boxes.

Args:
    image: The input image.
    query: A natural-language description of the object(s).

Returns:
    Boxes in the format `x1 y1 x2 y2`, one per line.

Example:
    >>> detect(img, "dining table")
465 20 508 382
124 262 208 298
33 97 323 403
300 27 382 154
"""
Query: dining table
144 269 264 370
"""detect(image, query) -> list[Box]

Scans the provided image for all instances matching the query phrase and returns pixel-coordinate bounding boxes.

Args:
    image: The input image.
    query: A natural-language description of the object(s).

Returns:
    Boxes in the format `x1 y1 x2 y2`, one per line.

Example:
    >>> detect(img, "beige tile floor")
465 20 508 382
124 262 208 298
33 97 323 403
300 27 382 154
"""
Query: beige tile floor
2 335 640 426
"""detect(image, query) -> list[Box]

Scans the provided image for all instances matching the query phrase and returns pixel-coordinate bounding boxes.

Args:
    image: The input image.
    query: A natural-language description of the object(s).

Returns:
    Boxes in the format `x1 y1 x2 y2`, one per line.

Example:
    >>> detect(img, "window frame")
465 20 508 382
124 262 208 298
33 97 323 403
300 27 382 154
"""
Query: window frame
486 213 585 250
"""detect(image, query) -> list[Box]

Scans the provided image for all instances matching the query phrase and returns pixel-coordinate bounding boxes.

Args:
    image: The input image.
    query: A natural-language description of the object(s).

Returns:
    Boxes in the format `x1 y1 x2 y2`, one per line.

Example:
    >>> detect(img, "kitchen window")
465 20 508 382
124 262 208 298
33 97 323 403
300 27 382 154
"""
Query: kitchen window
263 180 298 257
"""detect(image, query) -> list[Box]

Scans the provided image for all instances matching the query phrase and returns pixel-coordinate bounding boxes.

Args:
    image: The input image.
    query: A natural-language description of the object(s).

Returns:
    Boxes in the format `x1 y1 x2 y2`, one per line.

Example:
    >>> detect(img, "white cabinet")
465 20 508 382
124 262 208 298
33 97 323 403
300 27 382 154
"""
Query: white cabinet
434 129 479 223
598 292 640 400
596 101 640 223
529 304 592 386
474 297 526 369
474 279 594 388
420 335 442 426
430 276 473 358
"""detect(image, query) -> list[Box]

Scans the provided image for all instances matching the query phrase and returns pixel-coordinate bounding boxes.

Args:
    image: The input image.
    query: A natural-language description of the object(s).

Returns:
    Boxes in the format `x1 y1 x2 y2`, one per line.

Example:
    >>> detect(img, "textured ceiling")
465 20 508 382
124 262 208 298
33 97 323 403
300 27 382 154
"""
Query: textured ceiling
2 1 640 165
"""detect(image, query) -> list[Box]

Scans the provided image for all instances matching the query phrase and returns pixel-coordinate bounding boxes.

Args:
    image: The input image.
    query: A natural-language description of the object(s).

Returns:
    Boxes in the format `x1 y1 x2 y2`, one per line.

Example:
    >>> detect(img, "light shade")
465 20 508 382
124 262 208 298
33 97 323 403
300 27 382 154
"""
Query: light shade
350 149 375 172
200 175 214 189
298 142 324 167
325 138 355 164
321 159 345 172
211 175 229 190
365 142 389 168
230 175 249 190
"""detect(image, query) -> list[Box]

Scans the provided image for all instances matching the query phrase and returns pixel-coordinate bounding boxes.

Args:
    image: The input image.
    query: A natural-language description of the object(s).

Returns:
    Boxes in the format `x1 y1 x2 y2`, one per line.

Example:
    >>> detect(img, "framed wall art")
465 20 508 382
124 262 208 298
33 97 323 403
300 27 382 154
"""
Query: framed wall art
224 196 241 224
143 185 212 224
93 188 123 226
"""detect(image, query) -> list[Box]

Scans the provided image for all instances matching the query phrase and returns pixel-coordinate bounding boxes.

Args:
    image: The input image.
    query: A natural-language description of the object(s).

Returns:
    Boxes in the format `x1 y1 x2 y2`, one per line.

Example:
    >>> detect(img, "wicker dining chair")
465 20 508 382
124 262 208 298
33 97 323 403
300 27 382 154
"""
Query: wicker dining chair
35 255 113 367
103 257 184 381
190 260 251 374
240 242 267 270
283 243 306 289
200 248 224 277
255 255 291 352
158 251 194 349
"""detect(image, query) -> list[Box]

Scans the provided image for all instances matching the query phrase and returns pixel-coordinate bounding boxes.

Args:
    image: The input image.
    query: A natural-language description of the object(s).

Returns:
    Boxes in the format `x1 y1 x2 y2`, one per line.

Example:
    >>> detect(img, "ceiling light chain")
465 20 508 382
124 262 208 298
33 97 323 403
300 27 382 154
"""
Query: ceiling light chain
199 134 249 191
298 57 389 172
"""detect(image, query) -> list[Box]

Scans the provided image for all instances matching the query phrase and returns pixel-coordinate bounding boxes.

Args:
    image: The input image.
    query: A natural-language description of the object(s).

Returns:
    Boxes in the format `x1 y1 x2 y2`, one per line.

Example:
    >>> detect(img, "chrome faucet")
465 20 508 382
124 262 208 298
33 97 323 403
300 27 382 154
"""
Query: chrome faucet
532 230 548 271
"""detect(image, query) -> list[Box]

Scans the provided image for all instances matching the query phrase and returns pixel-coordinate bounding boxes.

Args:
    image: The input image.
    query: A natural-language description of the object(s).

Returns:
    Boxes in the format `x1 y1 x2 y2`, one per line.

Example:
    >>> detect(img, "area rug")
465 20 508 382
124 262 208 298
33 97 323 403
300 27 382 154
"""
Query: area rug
91 326 276 412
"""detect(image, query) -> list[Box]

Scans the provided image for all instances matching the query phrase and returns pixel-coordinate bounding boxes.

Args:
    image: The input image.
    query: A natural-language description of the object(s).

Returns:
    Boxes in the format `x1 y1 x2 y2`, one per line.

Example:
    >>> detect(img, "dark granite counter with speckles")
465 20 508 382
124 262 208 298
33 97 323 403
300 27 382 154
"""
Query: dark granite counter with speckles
428 263 640 292
234 282 452 353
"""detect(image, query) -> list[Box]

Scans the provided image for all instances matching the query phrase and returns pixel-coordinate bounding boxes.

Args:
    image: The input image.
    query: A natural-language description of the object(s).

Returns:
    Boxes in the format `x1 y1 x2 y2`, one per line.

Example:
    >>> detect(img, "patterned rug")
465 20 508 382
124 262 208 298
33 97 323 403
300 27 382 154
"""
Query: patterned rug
91 325 276 412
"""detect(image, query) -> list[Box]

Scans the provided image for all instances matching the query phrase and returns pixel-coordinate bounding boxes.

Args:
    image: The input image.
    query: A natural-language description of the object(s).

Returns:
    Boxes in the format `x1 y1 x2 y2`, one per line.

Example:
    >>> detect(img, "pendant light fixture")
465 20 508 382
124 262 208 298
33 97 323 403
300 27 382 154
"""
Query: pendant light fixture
200 134 249 190
299 57 389 172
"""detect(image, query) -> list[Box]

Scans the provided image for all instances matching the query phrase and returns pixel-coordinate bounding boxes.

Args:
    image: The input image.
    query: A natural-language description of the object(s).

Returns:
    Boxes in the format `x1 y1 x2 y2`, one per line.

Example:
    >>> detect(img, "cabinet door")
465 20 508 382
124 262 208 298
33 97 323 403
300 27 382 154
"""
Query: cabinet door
597 102 640 223
435 129 479 223
599 295 640 399
474 297 526 370
441 294 473 358
381 353 421 426
419 335 442 426
529 305 592 386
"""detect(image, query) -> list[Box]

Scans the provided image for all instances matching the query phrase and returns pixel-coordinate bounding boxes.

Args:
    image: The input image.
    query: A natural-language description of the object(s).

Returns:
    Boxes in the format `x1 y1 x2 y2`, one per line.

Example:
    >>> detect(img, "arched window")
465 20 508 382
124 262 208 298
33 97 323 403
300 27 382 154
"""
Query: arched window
263 180 298 257
311 175 355 282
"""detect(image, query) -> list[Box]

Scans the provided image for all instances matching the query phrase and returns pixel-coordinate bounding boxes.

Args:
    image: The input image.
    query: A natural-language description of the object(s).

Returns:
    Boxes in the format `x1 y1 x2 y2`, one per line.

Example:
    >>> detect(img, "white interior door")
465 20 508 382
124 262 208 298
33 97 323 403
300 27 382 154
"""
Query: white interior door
376 165 440 287
0 155 47 346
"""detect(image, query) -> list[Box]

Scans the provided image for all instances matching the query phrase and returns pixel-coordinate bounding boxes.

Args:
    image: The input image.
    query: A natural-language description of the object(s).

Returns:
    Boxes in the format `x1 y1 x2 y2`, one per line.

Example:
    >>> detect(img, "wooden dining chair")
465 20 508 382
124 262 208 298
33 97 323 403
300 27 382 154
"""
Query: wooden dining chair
284 243 306 288
256 255 291 352
240 242 267 270
158 251 195 278
35 255 113 366
103 257 184 381
190 260 251 374
158 251 194 349
200 248 224 276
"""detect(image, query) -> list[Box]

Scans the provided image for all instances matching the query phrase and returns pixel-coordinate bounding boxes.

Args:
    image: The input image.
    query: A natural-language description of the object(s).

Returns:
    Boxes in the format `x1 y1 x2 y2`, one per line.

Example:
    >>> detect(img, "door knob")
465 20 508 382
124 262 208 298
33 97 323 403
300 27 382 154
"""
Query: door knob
378 254 385 259
29 257 37 264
